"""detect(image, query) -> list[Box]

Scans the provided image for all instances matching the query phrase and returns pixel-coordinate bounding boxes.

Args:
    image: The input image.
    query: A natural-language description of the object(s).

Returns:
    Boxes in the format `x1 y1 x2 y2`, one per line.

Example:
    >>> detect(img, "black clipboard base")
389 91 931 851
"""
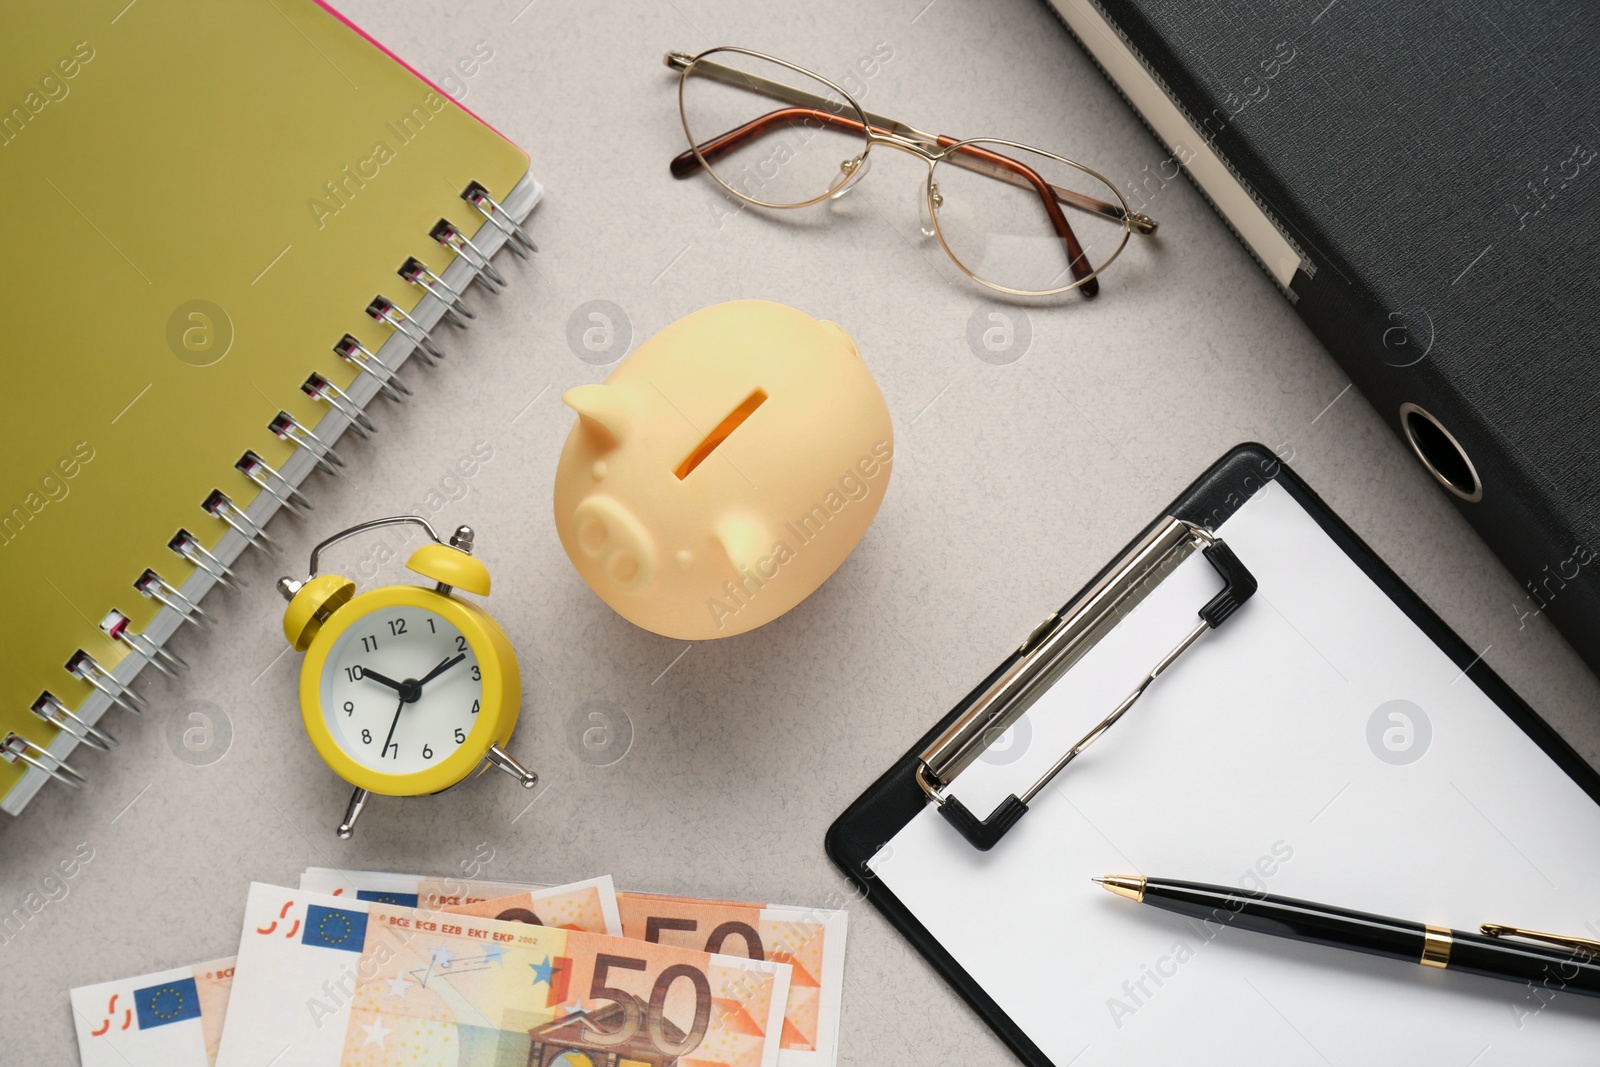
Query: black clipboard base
825 442 1600 1067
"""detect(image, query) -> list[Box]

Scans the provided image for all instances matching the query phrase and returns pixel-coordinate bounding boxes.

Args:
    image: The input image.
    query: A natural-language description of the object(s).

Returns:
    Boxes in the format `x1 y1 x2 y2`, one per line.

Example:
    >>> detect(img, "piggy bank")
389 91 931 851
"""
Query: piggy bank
553 300 893 639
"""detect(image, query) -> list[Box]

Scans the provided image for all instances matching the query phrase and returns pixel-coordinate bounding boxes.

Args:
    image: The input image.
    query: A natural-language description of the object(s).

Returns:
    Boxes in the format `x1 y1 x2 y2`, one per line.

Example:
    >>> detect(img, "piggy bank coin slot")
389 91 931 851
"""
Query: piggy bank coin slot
674 388 768 480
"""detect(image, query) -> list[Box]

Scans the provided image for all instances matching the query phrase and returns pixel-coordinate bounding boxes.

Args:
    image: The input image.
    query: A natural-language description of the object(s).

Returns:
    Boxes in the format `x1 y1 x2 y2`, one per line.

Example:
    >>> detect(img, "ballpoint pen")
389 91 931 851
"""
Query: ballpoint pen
1095 875 1600 997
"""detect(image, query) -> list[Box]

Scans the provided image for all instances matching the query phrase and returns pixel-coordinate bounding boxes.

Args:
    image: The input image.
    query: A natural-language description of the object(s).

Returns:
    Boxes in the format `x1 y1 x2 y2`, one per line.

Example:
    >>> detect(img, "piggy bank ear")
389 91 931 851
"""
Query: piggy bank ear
817 319 860 359
563 383 631 447
715 514 773 574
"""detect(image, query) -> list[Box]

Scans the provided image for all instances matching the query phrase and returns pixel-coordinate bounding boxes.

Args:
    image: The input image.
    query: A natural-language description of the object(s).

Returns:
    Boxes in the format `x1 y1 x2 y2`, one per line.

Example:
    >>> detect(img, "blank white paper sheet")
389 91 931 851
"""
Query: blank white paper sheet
869 480 1600 1065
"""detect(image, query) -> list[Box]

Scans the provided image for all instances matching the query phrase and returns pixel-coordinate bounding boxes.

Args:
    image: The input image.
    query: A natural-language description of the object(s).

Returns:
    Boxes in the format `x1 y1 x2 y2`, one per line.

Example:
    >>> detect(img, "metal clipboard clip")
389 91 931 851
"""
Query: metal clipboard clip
914 517 1258 850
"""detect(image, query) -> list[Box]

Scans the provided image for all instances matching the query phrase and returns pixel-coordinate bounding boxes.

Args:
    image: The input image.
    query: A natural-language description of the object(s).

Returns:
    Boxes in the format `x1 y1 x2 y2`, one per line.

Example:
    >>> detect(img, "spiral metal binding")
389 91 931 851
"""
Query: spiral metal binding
66 650 148 715
303 373 377 438
334 333 412 402
102 610 189 678
203 490 277 554
237 451 312 520
67 652 148 716
2 734 85 789
268 412 346 476
33 692 115 752
170 529 245 592
135 569 216 632
430 219 507 291
399 257 474 328
463 181 537 257
367 296 444 365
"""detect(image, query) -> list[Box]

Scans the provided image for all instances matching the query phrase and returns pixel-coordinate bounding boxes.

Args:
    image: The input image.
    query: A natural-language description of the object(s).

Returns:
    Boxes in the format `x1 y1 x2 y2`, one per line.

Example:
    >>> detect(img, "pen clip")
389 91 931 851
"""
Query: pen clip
1480 924 1600 957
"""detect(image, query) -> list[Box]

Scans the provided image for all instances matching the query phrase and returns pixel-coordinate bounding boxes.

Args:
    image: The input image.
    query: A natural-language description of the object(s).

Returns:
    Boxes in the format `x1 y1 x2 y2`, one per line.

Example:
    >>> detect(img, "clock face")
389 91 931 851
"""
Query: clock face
319 606 484 775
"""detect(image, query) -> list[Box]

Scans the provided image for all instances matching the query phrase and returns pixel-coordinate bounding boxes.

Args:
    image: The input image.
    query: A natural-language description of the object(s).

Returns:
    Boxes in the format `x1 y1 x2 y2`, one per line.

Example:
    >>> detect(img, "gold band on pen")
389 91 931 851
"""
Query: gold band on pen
1421 924 1453 968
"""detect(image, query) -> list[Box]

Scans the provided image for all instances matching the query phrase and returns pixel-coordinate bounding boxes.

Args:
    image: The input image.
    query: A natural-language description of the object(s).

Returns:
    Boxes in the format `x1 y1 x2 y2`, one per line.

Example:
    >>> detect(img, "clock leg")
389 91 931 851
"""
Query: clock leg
337 787 371 839
485 743 538 788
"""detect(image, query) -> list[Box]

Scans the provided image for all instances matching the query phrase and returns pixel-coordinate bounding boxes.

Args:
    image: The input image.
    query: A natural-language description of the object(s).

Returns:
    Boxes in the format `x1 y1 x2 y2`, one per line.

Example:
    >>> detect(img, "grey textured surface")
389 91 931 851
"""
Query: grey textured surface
3 0 1597 1064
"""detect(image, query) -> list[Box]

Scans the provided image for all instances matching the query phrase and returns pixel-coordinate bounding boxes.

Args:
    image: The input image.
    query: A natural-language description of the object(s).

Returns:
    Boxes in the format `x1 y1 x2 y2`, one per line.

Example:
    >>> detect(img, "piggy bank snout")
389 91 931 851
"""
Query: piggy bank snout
571 495 656 593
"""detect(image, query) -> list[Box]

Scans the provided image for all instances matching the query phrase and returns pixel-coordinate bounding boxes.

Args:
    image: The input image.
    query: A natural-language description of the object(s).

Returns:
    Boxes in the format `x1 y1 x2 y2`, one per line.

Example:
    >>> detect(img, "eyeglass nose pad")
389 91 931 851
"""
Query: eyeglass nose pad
919 179 942 238
829 154 870 200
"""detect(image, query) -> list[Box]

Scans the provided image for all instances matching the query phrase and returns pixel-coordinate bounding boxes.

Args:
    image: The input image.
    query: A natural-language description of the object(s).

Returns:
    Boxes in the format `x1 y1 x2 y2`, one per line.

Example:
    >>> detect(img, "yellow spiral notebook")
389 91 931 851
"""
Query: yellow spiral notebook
0 0 538 814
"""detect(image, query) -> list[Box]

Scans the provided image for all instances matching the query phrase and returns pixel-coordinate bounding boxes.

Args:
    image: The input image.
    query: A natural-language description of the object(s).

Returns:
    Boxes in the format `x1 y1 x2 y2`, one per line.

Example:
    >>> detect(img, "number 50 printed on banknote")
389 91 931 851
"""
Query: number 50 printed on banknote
215 883 793 1067
301 868 850 1067
454 889 848 1067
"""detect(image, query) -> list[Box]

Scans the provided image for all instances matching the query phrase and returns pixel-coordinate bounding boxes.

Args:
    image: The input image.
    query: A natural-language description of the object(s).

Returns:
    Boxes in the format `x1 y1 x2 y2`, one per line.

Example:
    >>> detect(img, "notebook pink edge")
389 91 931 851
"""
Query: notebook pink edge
311 0 525 156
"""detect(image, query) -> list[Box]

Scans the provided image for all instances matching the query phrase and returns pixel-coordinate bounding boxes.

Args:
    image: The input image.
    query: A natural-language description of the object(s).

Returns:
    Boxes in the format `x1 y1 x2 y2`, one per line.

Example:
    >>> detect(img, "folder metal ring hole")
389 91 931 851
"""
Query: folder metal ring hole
914 517 1257 850
1399 402 1483 503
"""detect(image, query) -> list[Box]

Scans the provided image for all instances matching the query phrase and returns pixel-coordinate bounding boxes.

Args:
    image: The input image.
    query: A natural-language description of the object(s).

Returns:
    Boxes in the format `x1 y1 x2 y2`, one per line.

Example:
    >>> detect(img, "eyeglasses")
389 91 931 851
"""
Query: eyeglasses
663 46 1157 299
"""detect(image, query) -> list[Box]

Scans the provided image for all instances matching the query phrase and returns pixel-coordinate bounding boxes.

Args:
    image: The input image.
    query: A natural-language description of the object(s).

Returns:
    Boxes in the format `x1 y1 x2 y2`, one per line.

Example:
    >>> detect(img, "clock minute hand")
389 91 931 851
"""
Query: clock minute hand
415 653 466 689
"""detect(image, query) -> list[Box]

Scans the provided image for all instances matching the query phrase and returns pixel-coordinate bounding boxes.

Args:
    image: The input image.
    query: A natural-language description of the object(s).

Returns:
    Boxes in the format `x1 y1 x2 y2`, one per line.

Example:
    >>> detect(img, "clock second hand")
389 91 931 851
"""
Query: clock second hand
379 694 405 761
367 654 465 760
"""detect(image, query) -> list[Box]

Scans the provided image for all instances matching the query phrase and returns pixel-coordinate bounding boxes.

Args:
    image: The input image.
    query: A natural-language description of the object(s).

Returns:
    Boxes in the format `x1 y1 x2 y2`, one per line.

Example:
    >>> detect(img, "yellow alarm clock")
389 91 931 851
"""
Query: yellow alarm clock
275 516 536 838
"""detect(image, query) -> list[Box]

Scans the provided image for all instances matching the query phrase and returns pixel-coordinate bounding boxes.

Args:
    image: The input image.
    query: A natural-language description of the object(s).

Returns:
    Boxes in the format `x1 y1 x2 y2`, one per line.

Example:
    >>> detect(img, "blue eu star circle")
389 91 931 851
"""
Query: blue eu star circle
320 912 353 945
149 985 185 1020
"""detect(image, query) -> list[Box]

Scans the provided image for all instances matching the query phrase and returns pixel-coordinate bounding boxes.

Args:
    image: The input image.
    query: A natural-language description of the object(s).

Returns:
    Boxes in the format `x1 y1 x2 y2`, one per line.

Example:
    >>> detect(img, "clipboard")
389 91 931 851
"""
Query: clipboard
826 443 1600 1066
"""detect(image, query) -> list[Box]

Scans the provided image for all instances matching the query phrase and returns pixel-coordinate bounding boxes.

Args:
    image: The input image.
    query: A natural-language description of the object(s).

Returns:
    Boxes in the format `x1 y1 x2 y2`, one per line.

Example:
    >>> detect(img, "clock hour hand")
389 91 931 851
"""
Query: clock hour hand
415 653 466 689
359 667 407 693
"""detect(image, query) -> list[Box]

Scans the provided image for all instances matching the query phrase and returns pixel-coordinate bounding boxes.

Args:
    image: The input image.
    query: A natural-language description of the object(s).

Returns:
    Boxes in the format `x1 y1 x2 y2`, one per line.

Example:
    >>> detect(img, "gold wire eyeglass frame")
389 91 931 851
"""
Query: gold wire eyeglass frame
664 46 1158 298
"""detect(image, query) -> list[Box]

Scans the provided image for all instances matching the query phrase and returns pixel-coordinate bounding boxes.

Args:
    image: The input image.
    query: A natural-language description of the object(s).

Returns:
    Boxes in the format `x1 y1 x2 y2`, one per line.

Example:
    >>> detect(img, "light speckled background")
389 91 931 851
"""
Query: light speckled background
6 0 1597 1064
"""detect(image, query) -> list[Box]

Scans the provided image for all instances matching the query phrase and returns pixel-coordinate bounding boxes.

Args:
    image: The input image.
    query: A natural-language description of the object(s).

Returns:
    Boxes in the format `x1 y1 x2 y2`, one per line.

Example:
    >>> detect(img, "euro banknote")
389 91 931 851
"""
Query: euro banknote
215 883 792 1067
297 868 622 934
302 867 848 1067
614 892 846 1067
71 956 236 1066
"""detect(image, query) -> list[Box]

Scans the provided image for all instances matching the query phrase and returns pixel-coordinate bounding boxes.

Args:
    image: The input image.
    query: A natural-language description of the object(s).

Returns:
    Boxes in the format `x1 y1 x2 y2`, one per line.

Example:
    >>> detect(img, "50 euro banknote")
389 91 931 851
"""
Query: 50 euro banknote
298 868 623 933
69 875 625 1067
216 883 792 1067
457 890 847 1067
303 868 848 1067
71 956 236 1067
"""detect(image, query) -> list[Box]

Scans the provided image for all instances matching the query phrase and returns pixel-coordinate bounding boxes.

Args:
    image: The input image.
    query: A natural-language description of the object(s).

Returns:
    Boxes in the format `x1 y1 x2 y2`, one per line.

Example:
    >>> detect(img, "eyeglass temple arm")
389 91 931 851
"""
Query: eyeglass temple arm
936 137 1099 293
669 106 863 178
664 51 1157 235
938 141 1158 234
667 104 1100 293
666 51 923 139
